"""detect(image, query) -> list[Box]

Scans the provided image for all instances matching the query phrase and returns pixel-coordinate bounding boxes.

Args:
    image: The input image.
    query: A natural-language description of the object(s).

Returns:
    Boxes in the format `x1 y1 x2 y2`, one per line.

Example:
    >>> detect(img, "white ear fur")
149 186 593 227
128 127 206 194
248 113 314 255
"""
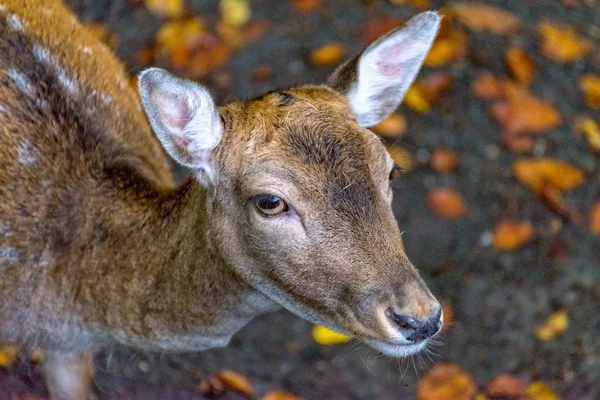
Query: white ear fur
138 68 223 178
328 12 441 127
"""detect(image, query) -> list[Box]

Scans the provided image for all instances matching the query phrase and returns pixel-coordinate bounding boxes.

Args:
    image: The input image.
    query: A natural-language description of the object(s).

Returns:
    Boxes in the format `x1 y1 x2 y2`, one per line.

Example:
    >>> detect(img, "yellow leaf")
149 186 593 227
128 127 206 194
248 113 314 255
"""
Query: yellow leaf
574 116 600 153
312 325 351 345
220 0 251 27
404 83 430 113
535 310 568 341
580 74 600 109
372 113 407 138
0 345 20 367
156 17 205 54
145 0 184 18
310 43 345 67
525 382 560 400
538 21 591 63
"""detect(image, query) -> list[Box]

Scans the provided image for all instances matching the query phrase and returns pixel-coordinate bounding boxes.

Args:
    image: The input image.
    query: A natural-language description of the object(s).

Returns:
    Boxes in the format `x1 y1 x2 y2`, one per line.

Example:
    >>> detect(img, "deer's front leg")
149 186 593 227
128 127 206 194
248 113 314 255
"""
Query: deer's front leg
42 350 96 400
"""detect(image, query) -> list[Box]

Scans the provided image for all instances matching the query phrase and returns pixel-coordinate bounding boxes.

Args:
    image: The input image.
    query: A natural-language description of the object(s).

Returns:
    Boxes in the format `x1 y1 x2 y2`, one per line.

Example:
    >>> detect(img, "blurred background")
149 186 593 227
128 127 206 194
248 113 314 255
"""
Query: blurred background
2 0 599 399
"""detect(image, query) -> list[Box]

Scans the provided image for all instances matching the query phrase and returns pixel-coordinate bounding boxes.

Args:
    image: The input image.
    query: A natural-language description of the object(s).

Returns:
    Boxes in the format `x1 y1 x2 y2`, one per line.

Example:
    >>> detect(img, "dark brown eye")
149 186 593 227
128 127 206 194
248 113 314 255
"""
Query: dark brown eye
253 194 288 216
389 164 403 183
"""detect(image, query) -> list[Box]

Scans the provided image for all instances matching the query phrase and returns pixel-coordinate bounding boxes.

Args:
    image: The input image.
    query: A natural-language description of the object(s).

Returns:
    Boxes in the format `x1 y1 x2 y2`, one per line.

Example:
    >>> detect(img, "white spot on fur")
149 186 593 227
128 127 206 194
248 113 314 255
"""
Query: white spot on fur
0 5 6 12
39 247 52 267
0 246 18 264
0 105 5 113
7 14 23 31
101 94 112 105
117 78 127 90
17 140 36 165
33 45 79 94
78 45 92 55
35 98 49 110
0 222 13 237
8 68 33 95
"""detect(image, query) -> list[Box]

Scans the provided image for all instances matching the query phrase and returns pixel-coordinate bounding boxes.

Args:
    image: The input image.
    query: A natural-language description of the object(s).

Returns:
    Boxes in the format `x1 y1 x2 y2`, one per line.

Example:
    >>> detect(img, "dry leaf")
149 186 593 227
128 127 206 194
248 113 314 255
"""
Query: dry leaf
310 43 344 67
535 310 568 341
261 391 303 400
418 363 477 400
492 91 561 135
372 113 407 138
503 133 534 154
244 19 272 43
441 302 454 332
252 64 272 82
451 3 520 35
539 183 584 223
512 159 585 193
390 0 430 10
422 72 454 102
574 116 600 153
217 22 246 48
424 28 467 67
362 18 403 43
580 74 600 109
291 0 321 14
312 325 351 345
385 144 415 171
486 375 526 399
472 73 507 100
506 47 535 84
525 382 560 400
220 0 251 27
430 148 460 173
0 345 19 367
217 370 255 398
493 219 533 251
538 21 592 62
590 201 600 234
427 188 466 220
404 83 431 113
145 0 184 18
156 17 205 58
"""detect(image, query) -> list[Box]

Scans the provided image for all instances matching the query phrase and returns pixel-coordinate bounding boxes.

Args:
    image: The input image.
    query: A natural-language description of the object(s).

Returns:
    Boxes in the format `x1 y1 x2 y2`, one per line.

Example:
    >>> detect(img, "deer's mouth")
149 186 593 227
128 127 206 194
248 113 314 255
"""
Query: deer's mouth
362 337 429 357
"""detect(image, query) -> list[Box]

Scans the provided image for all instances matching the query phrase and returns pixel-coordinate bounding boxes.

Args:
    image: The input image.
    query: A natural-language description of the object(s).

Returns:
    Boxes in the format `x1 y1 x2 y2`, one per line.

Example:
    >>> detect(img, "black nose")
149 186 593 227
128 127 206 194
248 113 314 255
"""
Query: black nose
386 307 442 342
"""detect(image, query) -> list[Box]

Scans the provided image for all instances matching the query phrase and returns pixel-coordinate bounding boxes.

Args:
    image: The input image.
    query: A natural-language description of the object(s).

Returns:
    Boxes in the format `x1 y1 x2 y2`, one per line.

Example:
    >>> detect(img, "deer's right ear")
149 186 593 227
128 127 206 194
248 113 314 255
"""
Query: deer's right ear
138 68 223 177
328 12 440 127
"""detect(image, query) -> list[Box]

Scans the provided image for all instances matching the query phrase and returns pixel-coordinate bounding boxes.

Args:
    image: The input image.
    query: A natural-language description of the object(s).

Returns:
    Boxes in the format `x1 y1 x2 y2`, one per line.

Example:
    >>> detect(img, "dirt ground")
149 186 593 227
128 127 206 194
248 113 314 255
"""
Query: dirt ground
1 0 599 399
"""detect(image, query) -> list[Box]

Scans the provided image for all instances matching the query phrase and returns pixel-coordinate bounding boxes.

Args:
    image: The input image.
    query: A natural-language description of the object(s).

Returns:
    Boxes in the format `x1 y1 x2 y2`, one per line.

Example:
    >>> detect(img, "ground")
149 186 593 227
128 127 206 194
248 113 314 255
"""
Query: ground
1 0 599 399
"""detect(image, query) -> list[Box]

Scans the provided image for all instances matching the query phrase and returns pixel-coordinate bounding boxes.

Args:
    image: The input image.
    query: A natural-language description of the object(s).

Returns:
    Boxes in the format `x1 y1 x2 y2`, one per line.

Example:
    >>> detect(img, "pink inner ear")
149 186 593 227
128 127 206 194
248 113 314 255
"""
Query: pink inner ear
163 98 193 131
376 39 417 78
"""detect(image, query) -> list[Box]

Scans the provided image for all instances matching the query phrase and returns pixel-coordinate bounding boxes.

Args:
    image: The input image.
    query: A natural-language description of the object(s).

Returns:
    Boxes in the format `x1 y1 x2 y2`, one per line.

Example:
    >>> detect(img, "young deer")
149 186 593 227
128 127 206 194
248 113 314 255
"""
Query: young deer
0 0 442 398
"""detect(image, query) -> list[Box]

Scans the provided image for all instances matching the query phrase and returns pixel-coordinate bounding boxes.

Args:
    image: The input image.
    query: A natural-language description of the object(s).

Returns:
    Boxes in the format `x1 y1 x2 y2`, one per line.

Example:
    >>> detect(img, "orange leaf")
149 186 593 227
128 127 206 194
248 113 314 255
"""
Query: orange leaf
145 0 184 18
385 144 415 171
291 0 321 14
310 43 344 67
451 3 520 35
512 158 585 193
579 74 600 109
361 18 403 43
156 17 205 58
590 200 600 234
430 147 460 173
216 370 255 398
535 310 568 341
422 72 454 102
261 392 303 400
424 28 467 67
418 363 477 400
372 113 407 138
492 91 561 135
505 47 535 84
471 73 507 100
427 188 466 220
493 219 533 251
441 302 454 332
486 375 526 399
503 133 533 154
525 382 560 400
538 21 592 63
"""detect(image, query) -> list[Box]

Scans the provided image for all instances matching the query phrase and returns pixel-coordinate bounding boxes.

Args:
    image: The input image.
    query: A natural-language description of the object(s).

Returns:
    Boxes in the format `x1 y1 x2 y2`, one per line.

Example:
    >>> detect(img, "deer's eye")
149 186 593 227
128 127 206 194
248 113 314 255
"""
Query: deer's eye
389 164 403 183
253 194 289 216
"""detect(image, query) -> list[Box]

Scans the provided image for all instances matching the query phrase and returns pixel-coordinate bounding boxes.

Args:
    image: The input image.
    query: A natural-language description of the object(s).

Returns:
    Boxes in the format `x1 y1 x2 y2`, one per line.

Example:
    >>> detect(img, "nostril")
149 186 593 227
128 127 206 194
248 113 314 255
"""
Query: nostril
385 306 443 343
385 308 423 331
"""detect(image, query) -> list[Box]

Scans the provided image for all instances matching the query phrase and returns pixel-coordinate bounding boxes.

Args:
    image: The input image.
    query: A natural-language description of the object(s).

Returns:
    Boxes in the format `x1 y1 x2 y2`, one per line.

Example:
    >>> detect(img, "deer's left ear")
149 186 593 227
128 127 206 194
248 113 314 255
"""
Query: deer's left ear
328 12 440 127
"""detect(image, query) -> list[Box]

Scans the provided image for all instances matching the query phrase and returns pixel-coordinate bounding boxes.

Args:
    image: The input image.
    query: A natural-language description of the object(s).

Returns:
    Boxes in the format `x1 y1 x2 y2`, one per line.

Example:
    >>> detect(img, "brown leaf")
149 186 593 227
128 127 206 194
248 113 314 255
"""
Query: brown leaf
512 158 585 193
580 74 600 109
261 392 303 400
535 310 568 341
252 64 272 82
486 375 526 399
590 200 600 234
291 0 321 14
539 183 583 223
244 19 272 43
503 133 534 154
385 144 415 171
471 73 507 100
361 18 403 43
574 116 600 153
525 382 560 400
493 219 534 251
441 302 454 332
310 43 345 67
216 370 255 398
389 0 431 10
372 113 407 138
506 47 535 84
427 188 466 220
538 21 592 63
430 148 460 173
492 91 561 135
418 363 477 400
422 72 454 102
451 3 520 35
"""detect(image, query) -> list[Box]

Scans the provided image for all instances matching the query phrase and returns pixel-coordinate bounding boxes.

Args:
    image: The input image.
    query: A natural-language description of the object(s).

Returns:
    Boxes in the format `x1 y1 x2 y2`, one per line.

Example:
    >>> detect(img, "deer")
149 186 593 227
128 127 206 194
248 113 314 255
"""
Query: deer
0 0 443 398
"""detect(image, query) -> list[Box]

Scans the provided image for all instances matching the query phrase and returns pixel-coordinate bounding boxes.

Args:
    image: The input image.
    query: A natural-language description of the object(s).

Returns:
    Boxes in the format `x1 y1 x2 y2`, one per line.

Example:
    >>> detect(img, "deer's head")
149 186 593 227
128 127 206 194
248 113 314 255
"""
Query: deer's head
139 12 442 356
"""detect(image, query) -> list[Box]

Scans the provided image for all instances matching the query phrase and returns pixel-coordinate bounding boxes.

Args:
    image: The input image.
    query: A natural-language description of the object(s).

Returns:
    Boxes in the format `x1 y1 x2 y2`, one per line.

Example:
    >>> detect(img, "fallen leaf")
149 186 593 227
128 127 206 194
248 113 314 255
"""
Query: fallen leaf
362 18 403 43
217 370 255 398
441 302 454 332
389 0 430 10
372 113 407 138
427 188 466 220
538 21 592 62
590 200 600 234
471 73 507 100
385 144 415 171
492 91 561 135
217 21 246 48
312 325 351 345
512 159 585 193
244 19 272 43
503 133 534 153
451 3 520 35
580 74 600 109
155 17 205 59
261 391 303 400
424 28 467 67
135 46 155 66
486 375 526 399
539 183 583 223
291 0 321 14
525 382 560 400
252 64 272 82
574 116 600 153
430 148 460 173
506 47 535 84
422 72 454 102
220 0 251 27
187 39 232 77
310 43 344 67
493 219 533 251
404 83 431 113
535 310 568 340
145 0 184 18
0 345 19 367
418 363 477 400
